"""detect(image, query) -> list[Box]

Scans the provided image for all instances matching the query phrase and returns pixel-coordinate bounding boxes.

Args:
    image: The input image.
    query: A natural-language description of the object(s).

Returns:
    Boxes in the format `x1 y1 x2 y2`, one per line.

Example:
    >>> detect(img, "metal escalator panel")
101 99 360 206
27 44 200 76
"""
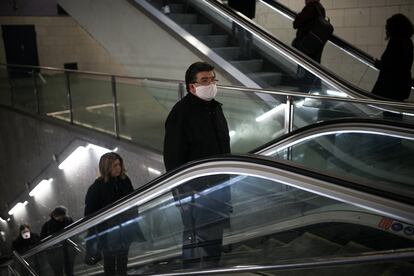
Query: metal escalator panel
22 156 414 275
259 120 414 201
143 0 342 94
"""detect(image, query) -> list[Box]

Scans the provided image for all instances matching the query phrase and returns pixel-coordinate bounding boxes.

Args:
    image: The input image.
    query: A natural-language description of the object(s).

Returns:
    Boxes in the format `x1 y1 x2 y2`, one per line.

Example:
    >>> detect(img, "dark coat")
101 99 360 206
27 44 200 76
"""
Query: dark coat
163 92 230 172
164 93 232 262
40 216 73 239
293 1 326 62
85 176 133 217
228 0 256 19
372 37 413 101
84 175 144 253
12 233 40 254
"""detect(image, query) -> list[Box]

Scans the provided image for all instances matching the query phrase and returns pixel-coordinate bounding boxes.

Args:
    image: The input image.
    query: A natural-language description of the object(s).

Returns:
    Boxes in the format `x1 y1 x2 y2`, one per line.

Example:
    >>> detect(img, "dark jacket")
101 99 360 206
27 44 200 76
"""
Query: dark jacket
84 175 143 253
293 1 326 61
85 176 133 217
228 0 256 19
40 216 73 239
12 233 40 254
293 1 326 34
372 37 413 101
163 92 230 172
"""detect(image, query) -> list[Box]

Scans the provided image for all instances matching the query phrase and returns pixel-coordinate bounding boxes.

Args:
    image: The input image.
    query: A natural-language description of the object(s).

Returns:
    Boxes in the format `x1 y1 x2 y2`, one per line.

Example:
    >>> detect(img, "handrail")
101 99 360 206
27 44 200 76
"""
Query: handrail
148 248 414 275
2 63 414 109
12 251 38 276
21 155 414 259
260 0 377 67
258 0 414 89
202 0 376 99
254 118 414 155
130 0 261 88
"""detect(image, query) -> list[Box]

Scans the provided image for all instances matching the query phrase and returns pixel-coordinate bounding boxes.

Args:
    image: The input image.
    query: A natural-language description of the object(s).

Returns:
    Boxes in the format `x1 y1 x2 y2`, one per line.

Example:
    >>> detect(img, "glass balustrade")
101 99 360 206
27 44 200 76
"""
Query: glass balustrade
22 161 414 275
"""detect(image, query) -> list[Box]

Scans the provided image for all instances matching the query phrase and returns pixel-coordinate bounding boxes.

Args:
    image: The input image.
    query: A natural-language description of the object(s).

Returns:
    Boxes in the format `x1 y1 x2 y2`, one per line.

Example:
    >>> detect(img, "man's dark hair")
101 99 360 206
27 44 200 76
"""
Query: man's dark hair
51 206 67 217
386 13 413 39
185 62 215 92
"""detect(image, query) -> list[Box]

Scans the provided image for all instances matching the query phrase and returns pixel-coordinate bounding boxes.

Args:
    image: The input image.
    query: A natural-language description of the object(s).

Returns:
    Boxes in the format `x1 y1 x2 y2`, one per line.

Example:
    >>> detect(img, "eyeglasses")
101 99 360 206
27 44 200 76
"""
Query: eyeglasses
194 78 219 86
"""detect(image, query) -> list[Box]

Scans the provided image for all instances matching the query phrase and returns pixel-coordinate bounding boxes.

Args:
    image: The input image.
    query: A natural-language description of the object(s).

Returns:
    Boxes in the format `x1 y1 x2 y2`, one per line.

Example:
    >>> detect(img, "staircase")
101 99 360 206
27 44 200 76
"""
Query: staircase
149 0 296 90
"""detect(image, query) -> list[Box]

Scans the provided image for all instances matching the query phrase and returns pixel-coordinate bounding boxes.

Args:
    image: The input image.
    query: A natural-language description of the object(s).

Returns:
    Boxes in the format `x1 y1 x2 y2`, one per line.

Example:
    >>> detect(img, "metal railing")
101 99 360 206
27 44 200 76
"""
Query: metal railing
2 63 414 144
12 251 38 276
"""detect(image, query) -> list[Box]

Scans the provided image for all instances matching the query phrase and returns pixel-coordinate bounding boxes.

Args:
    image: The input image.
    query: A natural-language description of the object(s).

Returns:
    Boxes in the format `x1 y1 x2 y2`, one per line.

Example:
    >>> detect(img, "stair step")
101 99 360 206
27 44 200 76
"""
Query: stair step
181 24 213 35
168 13 197 24
197 35 229 48
231 59 263 73
267 232 341 261
167 3 185 13
212 47 241 60
247 72 283 88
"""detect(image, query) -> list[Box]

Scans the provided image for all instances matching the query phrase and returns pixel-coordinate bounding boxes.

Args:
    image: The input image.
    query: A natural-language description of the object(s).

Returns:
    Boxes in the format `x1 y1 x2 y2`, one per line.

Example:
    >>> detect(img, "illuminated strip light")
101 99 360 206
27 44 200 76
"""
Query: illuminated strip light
29 178 53 197
256 104 286 122
326 90 348 98
85 103 119 111
47 110 70 116
58 146 88 170
368 105 414 117
86 144 112 156
148 167 162 175
8 201 28 216
266 130 414 156
59 144 118 170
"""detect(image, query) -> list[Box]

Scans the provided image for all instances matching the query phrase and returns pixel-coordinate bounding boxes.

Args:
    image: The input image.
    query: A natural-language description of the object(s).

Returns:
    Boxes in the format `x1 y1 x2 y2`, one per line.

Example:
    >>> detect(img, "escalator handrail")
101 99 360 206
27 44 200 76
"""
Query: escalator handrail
3 63 414 109
147 248 414 275
21 154 414 259
260 0 377 67
204 0 380 99
254 118 414 155
12 251 37 276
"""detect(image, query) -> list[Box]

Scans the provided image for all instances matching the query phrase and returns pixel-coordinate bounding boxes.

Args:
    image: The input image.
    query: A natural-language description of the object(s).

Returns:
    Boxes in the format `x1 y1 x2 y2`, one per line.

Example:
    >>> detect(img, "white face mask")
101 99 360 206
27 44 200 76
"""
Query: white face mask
21 231 31 240
195 84 217 101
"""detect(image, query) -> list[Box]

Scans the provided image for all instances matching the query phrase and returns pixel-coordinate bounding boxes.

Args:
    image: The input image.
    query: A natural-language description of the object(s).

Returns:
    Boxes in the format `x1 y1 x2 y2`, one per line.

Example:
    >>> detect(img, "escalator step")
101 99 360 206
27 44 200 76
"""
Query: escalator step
181 24 213 35
247 72 282 88
231 59 264 73
197 35 229 48
212 47 242 60
169 13 198 24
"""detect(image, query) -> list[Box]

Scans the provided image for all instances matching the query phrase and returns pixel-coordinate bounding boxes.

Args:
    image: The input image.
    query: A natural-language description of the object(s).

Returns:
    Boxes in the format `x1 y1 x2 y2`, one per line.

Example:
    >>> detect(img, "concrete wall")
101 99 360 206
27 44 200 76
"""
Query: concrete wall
0 16 126 74
57 0 234 83
0 106 163 256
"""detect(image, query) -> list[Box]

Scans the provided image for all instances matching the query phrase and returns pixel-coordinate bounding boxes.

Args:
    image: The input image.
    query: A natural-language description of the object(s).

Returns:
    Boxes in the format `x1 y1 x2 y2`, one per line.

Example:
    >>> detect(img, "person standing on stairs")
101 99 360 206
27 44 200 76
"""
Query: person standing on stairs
163 61 232 269
372 14 413 103
228 0 257 59
293 0 328 93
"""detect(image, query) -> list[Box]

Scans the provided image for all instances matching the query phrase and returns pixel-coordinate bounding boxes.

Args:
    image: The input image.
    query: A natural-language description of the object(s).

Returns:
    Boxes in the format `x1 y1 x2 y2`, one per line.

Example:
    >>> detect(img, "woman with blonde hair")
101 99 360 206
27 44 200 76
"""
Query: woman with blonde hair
84 152 144 275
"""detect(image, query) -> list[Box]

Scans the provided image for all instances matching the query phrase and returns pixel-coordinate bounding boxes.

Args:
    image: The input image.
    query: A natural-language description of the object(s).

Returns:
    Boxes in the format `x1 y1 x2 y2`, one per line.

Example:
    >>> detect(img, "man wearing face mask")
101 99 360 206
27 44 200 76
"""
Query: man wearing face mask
164 62 231 268
12 224 40 254
164 61 230 171
12 224 43 274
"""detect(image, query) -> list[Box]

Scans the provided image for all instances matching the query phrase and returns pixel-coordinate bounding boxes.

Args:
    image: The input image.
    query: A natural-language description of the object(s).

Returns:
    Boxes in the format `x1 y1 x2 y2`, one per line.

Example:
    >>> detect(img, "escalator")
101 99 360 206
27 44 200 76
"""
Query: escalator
128 0 414 124
57 0 409 101
137 0 410 99
7 121 414 275
257 118 414 197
